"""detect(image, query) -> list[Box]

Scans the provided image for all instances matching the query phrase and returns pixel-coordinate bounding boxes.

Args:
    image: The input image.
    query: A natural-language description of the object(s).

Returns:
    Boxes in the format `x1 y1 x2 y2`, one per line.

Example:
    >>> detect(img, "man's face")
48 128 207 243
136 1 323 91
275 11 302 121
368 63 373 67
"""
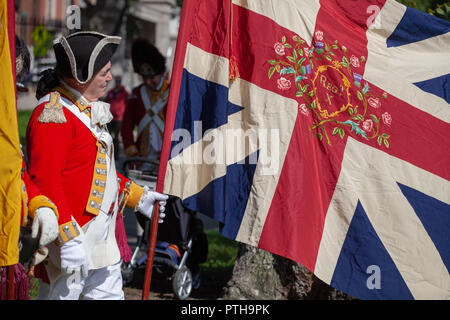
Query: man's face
143 74 163 91
84 61 112 101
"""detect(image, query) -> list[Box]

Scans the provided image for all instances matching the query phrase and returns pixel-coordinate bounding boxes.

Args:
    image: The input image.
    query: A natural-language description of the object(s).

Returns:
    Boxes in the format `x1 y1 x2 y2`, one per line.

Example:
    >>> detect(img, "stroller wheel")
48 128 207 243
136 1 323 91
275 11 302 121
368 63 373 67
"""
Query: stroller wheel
172 266 192 300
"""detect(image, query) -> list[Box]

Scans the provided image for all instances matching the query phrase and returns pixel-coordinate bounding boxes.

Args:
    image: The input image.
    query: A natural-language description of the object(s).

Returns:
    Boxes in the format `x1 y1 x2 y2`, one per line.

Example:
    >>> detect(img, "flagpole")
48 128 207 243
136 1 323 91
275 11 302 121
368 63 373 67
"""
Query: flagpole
141 202 160 300
140 0 196 300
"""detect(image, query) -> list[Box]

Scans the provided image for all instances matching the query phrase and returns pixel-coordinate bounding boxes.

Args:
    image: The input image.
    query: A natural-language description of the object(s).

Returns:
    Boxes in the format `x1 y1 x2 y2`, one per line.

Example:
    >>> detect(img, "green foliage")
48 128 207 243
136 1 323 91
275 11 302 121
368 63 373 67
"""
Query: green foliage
18 110 33 146
30 26 53 58
200 229 238 272
397 0 450 21
28 278 40 300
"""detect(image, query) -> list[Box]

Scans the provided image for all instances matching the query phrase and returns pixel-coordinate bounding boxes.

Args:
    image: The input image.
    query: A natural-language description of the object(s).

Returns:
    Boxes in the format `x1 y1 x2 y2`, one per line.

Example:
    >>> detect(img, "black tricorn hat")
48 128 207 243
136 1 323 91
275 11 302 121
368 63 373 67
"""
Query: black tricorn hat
53 31 121 84
131 38 166 77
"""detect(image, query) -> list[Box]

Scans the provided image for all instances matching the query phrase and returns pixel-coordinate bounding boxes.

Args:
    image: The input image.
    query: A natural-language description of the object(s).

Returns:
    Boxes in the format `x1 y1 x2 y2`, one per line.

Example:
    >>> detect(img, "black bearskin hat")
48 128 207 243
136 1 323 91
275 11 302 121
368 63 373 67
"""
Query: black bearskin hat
53 31 121 83
131 38 166 77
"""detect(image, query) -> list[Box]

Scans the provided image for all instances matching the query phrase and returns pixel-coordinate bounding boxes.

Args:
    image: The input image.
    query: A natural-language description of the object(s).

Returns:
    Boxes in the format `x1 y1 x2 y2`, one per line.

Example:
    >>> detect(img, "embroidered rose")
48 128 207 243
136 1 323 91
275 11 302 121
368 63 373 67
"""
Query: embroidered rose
362 119 373 132
368 97 381 109
277 77 291 91
350 55 360 68
274 42 285 56
315 30 323 41
382 112 392 126
299 103 309 116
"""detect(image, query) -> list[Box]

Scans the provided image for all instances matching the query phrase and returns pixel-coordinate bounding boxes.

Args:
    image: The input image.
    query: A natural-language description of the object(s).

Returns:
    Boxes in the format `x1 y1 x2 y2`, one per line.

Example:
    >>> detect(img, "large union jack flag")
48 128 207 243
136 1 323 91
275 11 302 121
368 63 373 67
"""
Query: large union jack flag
156 0 450 299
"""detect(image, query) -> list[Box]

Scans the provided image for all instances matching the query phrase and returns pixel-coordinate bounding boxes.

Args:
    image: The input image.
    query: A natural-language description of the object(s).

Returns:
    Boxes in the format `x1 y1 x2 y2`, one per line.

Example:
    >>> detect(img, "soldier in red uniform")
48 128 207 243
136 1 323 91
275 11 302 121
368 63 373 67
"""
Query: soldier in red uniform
26 31 168 300
1 35 59 300
121 38 169 167
16 34 59 254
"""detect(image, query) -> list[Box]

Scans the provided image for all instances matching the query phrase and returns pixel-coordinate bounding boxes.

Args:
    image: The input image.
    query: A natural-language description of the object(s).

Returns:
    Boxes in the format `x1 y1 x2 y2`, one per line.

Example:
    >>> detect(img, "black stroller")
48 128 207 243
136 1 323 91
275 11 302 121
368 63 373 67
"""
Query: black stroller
121 158 208 300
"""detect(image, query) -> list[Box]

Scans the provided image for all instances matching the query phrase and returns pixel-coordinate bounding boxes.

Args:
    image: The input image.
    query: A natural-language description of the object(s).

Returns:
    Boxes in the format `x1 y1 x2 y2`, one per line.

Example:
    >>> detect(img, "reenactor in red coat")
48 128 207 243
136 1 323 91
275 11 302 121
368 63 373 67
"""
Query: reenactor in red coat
26 31 168 300
121 38 169 166
0 36 59 300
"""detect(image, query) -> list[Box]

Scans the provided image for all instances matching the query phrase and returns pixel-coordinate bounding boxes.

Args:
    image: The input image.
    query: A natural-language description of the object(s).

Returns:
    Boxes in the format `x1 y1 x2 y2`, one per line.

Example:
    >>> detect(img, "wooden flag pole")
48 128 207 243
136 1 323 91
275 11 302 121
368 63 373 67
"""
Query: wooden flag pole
140 0 196 301
141 202 160 300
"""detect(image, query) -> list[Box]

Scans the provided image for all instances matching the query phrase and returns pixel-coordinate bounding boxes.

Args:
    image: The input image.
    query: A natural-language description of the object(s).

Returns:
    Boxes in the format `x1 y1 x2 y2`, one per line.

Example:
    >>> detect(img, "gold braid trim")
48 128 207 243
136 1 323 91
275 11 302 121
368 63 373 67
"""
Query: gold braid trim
126 182 144 210
28 195 59 221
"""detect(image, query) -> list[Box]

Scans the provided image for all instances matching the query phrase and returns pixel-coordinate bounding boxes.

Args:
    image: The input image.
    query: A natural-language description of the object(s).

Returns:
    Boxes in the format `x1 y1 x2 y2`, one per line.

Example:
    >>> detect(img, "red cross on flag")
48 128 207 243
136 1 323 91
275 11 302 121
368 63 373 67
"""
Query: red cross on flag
157 0 450 299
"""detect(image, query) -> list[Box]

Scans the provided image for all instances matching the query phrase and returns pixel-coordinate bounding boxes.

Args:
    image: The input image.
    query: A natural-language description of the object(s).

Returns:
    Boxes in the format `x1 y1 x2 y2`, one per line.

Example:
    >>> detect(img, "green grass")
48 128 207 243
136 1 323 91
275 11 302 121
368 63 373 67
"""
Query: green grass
201 228 238 272
17 110 33 147
28 278 40 300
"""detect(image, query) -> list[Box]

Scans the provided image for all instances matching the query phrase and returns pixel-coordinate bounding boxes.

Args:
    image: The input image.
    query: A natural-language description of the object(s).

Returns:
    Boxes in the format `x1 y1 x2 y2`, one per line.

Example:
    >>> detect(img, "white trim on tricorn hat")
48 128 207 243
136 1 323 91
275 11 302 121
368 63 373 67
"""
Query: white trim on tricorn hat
88 36 121 82
58 36 78 82
54 31 121 84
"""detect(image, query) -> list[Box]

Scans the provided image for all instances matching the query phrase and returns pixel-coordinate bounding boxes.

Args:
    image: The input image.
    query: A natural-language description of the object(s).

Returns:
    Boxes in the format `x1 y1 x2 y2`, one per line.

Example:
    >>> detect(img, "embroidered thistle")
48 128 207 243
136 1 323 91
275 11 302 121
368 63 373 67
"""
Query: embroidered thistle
38 92 67 123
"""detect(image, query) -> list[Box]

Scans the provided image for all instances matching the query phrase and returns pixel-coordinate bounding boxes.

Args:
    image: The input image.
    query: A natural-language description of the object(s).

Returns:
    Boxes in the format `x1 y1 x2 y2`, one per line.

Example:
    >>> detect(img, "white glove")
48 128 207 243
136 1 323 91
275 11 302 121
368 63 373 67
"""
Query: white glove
31 207 59 248
136 186 169 223
60 234 89 278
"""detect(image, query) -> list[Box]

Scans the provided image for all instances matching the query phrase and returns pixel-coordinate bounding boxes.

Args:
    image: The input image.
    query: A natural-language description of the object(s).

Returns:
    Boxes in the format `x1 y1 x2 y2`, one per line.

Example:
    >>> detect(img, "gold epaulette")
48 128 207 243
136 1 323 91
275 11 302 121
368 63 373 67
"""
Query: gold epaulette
37 92 67 124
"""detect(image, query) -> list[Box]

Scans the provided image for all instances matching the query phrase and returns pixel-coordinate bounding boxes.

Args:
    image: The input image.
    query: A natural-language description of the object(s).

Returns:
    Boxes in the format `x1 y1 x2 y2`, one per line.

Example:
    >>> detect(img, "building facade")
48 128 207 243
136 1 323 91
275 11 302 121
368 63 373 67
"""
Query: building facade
14 0 179 91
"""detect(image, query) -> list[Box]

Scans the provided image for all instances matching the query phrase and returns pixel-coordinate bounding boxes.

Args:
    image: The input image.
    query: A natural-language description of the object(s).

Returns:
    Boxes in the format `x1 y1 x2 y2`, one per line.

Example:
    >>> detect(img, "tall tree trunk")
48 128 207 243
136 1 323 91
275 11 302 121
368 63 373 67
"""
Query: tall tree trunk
221 243 354 300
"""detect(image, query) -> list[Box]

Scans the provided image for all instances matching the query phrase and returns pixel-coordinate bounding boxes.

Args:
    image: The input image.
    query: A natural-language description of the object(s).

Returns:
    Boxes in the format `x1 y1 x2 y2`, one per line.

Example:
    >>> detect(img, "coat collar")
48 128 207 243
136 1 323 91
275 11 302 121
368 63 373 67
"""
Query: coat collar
55 82 90 112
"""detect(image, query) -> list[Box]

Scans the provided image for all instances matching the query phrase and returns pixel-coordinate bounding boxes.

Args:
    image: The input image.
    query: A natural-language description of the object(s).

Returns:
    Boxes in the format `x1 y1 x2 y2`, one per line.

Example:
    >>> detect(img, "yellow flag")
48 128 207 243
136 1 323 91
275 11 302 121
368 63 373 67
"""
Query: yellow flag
0 0 22 266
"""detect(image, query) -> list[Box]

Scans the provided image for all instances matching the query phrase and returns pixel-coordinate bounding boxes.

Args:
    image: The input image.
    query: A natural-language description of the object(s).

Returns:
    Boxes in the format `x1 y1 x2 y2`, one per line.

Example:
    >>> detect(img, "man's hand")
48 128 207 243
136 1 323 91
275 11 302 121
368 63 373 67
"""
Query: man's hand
136 186 169 223
60 235 89 277
31 207 59 247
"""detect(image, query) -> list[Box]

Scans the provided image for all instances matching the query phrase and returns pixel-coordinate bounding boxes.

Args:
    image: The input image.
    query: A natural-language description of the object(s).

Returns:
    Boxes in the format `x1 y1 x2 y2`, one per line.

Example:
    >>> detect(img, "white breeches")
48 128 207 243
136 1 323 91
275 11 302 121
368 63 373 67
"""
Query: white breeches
38 260 124 300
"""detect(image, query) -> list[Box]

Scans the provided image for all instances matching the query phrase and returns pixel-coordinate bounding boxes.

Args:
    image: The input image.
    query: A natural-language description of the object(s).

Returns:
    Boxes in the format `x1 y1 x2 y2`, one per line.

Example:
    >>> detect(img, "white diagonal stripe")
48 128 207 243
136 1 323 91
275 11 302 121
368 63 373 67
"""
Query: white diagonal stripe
315 138 450 299
229 78 298 246
233 0 321 46
365 0 450 122
165 45 298 244
184 42 229 87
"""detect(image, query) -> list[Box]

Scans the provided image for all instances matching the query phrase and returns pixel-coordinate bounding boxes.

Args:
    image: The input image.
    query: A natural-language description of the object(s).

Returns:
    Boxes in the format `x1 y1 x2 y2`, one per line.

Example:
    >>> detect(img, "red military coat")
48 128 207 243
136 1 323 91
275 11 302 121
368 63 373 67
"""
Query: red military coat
26 87 143 229
121 79 169 158
20 159 59 226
